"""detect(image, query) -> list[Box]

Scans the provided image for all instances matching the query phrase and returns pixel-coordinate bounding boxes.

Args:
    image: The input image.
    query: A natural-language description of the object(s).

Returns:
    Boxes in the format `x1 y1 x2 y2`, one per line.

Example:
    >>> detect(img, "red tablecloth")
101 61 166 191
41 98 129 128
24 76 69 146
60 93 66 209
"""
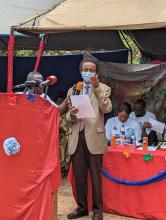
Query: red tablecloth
0 94 61 220
68 147 166 220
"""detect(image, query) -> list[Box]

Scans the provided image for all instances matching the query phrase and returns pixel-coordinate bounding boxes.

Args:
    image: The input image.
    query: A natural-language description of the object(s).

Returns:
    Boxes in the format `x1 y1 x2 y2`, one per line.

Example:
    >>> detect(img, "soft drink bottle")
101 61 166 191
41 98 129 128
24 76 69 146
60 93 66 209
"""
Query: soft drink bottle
143 136 148 151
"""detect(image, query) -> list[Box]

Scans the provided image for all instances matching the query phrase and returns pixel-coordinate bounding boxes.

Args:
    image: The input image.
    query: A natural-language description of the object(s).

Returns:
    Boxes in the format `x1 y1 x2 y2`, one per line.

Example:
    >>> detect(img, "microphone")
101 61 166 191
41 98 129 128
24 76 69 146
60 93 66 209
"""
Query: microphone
40 75 57 87
75 81 83 95
13 80 42 89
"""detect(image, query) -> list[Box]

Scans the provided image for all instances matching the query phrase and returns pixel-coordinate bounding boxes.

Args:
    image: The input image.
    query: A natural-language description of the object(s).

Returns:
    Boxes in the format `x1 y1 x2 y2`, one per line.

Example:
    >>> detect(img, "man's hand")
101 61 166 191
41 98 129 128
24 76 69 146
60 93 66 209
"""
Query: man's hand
90 74 99 88
142 122 152 130
70 106 79 116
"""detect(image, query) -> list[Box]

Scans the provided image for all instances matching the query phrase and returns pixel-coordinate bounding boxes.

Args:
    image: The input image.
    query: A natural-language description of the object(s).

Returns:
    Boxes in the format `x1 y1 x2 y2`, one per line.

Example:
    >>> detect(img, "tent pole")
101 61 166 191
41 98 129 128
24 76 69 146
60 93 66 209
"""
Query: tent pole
7 28 15 93
34 34 45 72
16 1 66 27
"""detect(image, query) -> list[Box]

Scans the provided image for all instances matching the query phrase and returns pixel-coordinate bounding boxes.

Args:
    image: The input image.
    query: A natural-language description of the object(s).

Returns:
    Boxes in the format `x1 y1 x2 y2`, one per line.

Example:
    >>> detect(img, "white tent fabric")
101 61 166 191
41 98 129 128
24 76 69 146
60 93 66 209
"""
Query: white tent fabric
40 0 166 30
14 0 166 33
0 0 62 34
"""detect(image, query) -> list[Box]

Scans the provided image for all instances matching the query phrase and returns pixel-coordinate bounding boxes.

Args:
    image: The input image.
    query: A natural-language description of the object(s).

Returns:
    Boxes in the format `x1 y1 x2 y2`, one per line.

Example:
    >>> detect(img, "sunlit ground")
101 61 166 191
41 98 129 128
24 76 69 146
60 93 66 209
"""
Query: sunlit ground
57 178 135 220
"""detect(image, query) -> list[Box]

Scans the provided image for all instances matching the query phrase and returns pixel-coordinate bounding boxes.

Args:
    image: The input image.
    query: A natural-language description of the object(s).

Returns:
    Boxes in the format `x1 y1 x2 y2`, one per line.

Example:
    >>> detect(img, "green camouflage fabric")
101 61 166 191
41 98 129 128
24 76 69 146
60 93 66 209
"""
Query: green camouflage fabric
59 114 70 176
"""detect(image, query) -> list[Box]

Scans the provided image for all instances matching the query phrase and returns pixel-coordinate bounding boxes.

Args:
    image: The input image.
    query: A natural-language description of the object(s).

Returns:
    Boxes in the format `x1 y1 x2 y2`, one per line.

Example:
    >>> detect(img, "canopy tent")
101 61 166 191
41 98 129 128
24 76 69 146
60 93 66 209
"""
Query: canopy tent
0 0 126 50
12 0 166 57
13 0 166 33
0 0 126 51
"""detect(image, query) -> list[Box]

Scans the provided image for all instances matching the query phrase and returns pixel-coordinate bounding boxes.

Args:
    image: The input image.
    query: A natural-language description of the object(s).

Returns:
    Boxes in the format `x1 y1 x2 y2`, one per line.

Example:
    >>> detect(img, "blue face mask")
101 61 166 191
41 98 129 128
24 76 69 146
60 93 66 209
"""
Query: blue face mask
81 71 96 83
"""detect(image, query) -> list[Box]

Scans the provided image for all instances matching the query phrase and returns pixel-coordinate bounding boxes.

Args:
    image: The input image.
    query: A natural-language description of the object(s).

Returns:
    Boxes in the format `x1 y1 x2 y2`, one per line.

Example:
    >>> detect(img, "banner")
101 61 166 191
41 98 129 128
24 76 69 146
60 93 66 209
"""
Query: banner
85 53 166 122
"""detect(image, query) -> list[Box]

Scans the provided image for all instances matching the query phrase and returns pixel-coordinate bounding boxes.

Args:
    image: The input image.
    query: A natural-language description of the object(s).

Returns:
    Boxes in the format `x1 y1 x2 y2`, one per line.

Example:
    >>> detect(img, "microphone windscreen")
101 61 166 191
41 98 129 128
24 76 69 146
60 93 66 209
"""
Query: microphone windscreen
76 82 83 92
46 76 58 85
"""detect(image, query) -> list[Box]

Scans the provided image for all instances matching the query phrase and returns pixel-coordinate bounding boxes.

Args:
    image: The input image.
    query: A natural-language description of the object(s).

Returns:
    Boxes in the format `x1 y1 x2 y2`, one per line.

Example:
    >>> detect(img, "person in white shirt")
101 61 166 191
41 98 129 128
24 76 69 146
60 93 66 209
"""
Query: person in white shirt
130 99 157 145
105 102 142 146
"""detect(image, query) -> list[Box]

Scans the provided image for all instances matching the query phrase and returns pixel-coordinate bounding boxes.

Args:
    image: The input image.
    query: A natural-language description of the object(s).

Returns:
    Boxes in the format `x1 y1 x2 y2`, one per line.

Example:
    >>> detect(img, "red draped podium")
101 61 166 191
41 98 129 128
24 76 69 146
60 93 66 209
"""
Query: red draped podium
69 147 166 220
0 94 61 220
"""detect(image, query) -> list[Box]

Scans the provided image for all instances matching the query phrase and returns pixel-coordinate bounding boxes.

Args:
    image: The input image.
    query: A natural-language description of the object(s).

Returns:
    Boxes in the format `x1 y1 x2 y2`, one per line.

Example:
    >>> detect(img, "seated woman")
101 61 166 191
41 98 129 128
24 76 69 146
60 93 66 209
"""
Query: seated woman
105 102 142 146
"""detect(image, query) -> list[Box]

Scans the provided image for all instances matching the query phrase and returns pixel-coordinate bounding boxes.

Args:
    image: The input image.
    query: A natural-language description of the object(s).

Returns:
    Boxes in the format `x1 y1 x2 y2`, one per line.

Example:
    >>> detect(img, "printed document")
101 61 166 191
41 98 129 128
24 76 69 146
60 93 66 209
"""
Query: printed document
71 95 96 119
149 118 165 134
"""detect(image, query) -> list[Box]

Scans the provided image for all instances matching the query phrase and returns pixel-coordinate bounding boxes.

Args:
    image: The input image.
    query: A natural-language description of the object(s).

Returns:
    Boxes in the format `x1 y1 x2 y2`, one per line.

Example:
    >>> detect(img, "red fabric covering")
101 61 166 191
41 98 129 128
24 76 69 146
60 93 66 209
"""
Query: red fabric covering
7 35 15 93
0 93 61 220
68 147 166 220
150 59 164 64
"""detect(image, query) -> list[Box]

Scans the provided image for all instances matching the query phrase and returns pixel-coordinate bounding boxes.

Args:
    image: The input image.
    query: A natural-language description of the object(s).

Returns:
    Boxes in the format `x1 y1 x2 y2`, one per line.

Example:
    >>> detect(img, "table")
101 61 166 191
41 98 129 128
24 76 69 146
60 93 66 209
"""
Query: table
69 146 166 220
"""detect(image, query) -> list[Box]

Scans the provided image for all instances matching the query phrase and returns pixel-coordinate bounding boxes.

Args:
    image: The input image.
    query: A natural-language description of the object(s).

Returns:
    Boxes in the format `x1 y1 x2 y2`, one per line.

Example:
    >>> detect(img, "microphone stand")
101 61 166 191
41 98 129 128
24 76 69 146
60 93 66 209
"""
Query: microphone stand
23 87 28 94
44 85 49 99
26 86 35 94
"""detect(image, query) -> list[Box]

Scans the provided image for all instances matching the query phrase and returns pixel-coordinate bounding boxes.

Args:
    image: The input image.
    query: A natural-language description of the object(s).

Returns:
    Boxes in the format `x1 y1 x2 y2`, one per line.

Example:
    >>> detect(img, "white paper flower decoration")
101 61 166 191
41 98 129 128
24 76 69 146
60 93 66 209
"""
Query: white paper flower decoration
3 137 21 156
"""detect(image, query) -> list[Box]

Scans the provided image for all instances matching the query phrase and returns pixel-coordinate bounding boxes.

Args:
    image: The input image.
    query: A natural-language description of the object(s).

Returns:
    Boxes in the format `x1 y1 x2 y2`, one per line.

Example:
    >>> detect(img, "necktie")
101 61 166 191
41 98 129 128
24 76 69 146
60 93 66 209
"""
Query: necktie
85 85 89 95
79 85 89 131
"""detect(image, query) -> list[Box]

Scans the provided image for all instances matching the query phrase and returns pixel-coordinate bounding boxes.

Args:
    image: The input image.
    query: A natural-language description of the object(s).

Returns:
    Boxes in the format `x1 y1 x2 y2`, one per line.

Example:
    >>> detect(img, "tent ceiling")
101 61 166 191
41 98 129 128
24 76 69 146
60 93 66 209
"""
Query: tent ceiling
127 29 166 60
41 31 126 50
0 35 40 50
0 31 126 50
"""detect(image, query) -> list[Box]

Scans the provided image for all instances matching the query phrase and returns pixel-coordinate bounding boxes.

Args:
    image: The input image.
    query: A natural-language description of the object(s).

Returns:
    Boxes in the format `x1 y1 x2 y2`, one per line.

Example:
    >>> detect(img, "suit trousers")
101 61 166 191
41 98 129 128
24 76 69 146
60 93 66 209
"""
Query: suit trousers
72 129 103 214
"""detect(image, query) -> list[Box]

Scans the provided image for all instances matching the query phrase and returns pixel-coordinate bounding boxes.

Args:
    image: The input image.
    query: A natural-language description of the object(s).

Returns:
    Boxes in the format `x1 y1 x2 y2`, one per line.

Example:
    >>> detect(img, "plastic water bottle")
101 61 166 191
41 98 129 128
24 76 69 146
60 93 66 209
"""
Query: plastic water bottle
120 125 125 146
130 135 136 152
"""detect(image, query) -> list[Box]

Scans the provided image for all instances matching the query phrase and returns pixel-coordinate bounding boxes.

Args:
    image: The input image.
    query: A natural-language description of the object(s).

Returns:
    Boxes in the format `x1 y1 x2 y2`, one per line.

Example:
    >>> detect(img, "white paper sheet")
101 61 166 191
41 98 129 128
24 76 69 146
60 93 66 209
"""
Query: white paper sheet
137 146 158 151
149 118 165 134
71 95 96 119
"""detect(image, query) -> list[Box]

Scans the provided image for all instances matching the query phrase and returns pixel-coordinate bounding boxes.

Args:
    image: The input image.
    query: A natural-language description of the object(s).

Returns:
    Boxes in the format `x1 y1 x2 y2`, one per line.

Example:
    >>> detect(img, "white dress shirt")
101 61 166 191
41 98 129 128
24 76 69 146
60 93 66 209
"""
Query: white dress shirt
82 82 93 95
130 111 156 135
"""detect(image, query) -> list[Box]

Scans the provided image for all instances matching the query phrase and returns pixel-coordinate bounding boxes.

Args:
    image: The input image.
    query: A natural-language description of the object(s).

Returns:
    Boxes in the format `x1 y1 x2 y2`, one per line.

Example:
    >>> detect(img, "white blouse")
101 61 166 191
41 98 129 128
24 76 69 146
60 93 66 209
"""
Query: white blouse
105 116 142 143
